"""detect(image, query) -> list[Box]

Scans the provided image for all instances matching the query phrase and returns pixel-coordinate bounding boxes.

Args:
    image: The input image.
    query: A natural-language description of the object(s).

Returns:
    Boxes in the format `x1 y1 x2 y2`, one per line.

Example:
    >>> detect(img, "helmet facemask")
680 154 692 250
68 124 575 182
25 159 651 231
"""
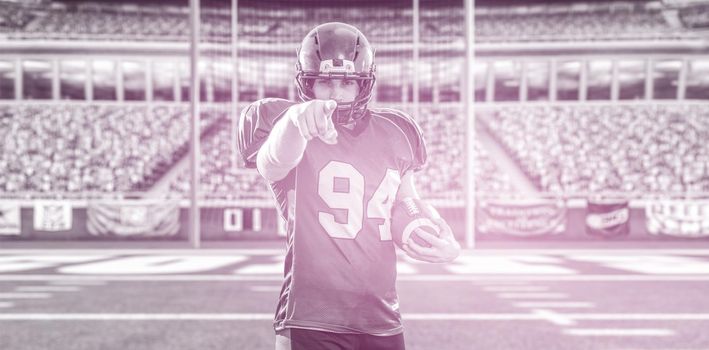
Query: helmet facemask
295 66 376 124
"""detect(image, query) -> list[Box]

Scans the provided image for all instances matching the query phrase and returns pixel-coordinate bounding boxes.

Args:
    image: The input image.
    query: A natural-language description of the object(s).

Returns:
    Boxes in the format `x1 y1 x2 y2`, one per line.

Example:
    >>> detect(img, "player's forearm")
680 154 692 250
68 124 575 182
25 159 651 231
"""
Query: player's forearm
256 113 307 182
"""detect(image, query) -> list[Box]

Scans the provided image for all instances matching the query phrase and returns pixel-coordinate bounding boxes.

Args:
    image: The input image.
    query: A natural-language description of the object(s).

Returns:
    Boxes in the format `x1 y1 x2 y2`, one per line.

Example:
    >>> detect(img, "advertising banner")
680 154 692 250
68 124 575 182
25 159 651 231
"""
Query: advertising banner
585 198 630 238
87 200 179 237
0 201 21 235
478 199 566 237
33 201 73 231
646 200 709 238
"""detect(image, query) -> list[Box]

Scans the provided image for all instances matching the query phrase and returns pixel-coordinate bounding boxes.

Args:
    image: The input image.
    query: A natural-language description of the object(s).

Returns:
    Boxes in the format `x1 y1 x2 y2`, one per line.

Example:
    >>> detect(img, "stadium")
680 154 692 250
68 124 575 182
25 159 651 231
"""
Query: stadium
2 0 709 349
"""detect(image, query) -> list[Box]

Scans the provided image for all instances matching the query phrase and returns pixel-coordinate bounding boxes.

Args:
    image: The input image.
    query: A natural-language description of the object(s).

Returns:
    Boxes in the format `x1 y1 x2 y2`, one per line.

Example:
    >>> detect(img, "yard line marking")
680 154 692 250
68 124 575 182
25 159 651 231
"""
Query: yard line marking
497 293 568 299
4 249 709 255
563 328 675 337
396 263 417 274
2 274 709 282
48 280 106 286
0 250 284 256
235 264 283 275
514 302 595 309
249 286 281 292
0 313 274 321
0 302 14 308
0 293 51 299
0 313 707 322
570 314 709 321
471 280 530 285
483 286 550 292
15 286 81 292
532 309 576 326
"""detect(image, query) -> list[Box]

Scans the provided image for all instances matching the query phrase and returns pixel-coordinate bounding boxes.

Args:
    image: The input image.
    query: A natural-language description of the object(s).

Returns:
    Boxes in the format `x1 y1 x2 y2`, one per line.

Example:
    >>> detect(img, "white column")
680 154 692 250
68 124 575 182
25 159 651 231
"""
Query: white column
145 59 153 102
432 61 440 104
611 60 619 101
14 58 22 101
645 58 653 100
579 59 587 101
206 63 214 103
231 0 241 171
678 58 687 101
520 61 528 102
549 59 557 102
86 59 93 102
116 61 124 102
464 0 475 249
52 59 60 100
486 61 494 102
412 0 420 119
174 61 182 102
189 0 202 248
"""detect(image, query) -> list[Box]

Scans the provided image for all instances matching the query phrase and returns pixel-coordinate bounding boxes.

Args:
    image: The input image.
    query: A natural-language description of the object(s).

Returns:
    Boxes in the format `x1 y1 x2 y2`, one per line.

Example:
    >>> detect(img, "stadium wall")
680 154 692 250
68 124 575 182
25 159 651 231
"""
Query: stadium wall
2 205 707 242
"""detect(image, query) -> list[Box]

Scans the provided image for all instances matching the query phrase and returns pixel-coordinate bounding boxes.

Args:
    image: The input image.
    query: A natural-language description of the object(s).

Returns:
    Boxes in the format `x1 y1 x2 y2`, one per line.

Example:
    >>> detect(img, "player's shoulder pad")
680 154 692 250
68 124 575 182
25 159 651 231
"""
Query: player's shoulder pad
237 98 296 168
369 107 424 140
368 107 427 171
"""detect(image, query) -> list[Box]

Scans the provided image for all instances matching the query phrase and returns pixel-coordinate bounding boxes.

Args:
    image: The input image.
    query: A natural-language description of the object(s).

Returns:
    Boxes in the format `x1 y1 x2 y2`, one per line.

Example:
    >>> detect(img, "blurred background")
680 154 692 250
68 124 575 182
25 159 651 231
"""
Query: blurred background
1 0 708 244
3 1 709 349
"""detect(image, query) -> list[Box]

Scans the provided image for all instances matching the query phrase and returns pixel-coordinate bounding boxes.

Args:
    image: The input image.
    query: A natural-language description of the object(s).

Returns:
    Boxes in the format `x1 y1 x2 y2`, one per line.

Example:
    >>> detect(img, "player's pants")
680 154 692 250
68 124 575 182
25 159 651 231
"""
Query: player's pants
275 328 406 350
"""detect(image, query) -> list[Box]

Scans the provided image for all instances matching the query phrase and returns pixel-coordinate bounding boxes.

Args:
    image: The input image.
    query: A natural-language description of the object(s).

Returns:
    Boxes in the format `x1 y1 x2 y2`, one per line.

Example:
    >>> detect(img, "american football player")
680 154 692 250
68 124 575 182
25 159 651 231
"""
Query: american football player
237 22 460 350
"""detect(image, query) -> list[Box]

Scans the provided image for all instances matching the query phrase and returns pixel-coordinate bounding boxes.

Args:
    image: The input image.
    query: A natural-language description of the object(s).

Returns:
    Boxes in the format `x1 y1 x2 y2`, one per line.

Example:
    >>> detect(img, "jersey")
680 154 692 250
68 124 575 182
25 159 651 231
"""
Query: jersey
237 98 427 336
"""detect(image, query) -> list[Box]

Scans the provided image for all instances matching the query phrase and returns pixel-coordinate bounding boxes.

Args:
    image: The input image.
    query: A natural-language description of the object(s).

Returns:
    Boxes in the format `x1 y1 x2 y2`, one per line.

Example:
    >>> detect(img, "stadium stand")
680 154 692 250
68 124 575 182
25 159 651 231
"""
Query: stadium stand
475 2 692 42
0 3 34 31
0 104 224 196
1 1 700 43
481 104 709 195
168 118 270 201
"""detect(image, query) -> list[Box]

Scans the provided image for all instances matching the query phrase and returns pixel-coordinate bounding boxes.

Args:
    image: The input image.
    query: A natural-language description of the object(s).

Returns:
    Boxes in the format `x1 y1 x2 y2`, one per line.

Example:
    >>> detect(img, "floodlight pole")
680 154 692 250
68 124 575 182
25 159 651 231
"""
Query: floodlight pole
412 0 420 120
189 0 201 248
231 0 240 171
464 0 476 249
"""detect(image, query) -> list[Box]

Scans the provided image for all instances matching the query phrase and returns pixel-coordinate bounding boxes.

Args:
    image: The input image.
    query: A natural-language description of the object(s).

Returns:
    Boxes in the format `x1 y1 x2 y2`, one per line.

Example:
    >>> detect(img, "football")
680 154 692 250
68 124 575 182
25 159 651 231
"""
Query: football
390 197 441 249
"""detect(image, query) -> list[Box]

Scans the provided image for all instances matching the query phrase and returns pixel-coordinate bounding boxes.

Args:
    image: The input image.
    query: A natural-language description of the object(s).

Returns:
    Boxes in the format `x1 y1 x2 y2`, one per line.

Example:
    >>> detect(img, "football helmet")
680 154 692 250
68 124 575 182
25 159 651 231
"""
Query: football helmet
295 22 376 124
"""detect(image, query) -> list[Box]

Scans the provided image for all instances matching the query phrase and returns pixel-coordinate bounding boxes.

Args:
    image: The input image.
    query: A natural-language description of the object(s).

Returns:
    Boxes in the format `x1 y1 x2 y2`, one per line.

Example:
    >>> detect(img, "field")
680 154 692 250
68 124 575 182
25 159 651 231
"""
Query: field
2 240 709 350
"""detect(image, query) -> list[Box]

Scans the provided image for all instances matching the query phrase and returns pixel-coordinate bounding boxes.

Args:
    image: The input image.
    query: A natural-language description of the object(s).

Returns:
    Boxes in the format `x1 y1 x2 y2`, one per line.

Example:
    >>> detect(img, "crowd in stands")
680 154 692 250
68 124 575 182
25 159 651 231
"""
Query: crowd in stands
0 104 222 196
476 4 689 42
482 104 709 195
7 102 707 201
168 118 270 201
0 4 34 30
475 141 514 194
0 1 700 43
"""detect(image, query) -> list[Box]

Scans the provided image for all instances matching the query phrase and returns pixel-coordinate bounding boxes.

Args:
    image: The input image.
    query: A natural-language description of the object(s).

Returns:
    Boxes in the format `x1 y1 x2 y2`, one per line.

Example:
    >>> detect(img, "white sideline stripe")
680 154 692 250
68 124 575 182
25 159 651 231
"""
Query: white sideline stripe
0 313 708 322
0 293 51 299
249 286 281 292
0 302 13 308
48 280 106 286
532 309 576 326
514 302 595 309
3 274 709 282
472 280 530 285
498 293 568 299
563 328 675 337
0 249 285 256
4 249 709 256
235 264 283 275
15 286 81 292
483 286 550 292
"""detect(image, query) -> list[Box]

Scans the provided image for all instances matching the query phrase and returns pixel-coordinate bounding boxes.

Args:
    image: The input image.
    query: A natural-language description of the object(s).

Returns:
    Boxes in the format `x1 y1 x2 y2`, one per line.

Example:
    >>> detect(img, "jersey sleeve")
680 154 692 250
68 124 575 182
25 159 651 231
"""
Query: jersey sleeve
390 109 428 175
236 98 295 168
